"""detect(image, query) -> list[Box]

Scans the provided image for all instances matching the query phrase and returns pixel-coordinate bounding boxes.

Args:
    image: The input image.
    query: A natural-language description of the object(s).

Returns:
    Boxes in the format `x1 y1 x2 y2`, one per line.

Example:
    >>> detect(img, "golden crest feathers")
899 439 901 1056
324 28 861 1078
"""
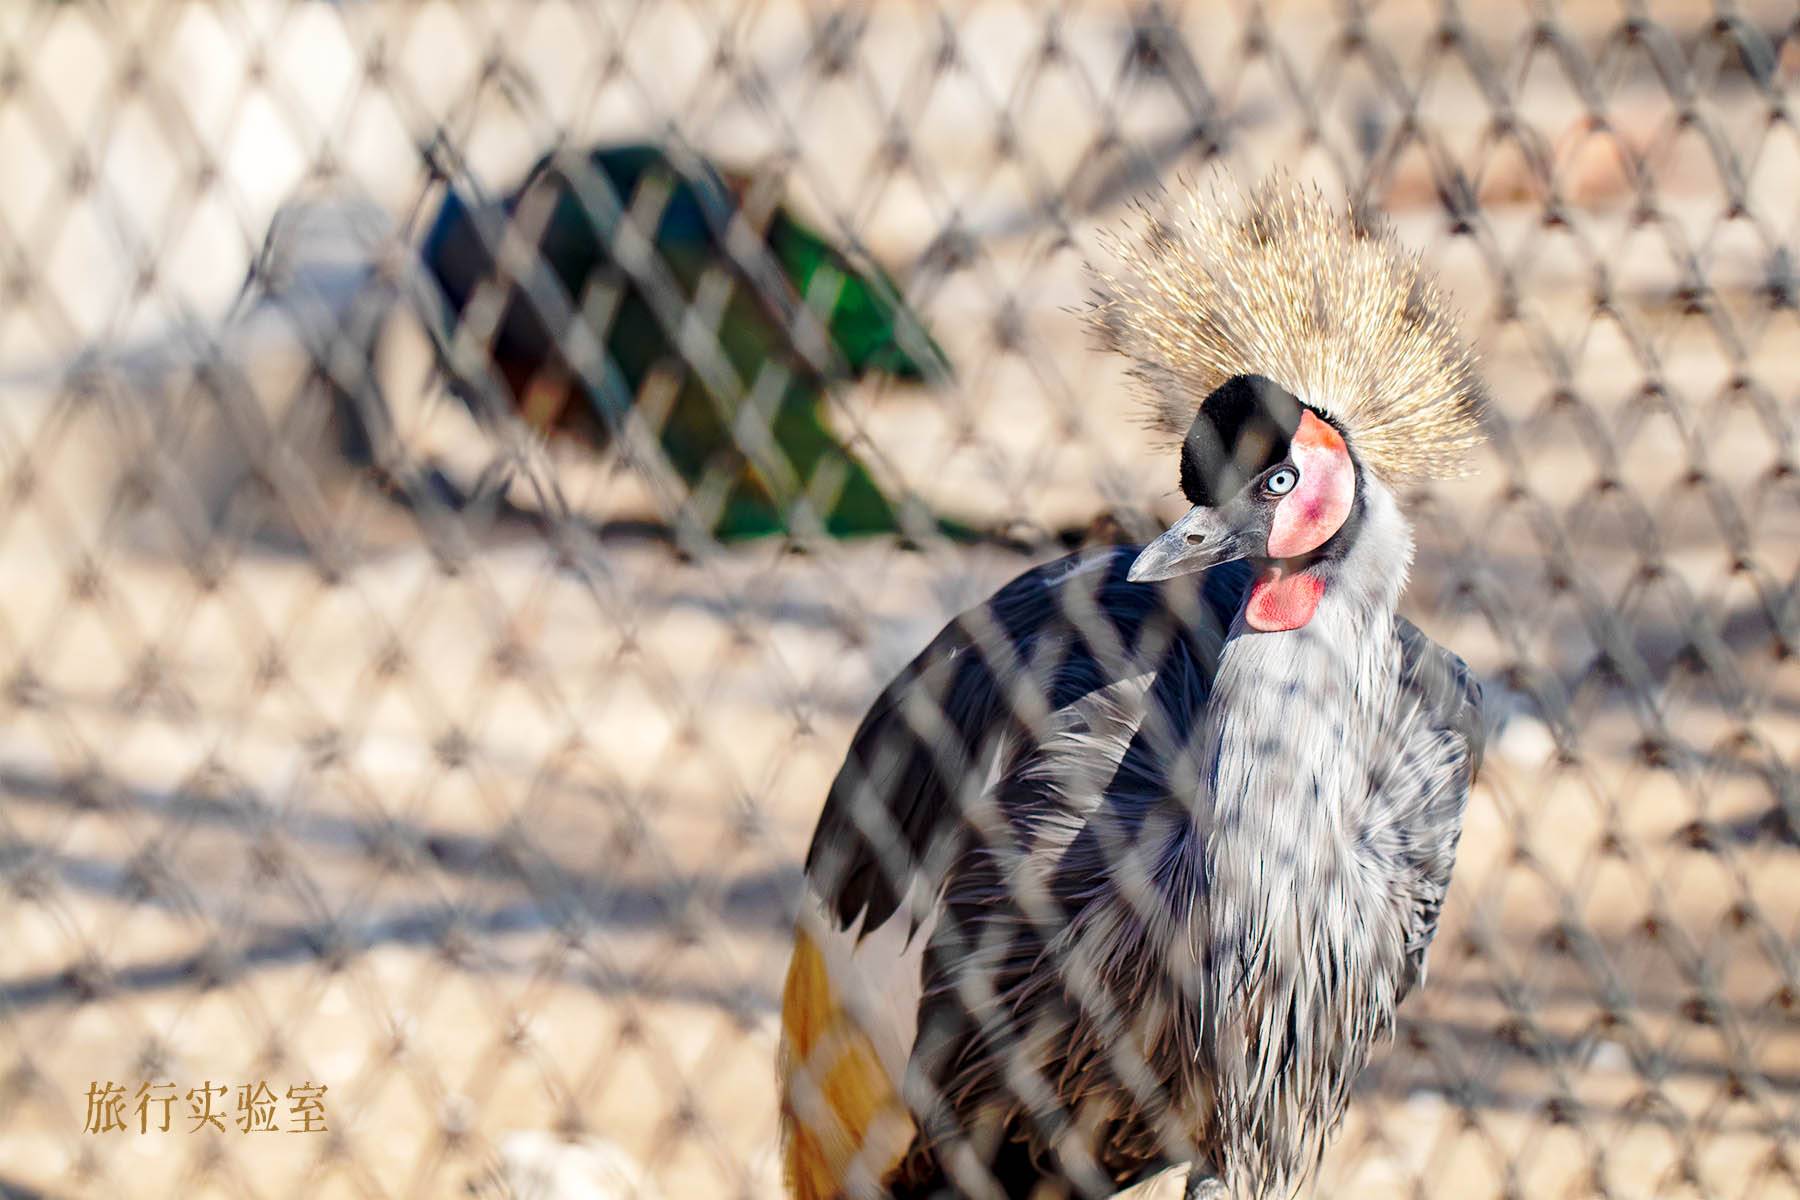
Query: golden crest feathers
1086 175 1485 484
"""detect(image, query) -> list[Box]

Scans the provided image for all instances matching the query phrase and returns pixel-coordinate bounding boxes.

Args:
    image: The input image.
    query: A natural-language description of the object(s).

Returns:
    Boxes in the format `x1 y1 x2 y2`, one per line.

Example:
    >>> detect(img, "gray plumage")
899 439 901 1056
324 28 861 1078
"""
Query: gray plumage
856 480 1480 1199
783 179 1486 1200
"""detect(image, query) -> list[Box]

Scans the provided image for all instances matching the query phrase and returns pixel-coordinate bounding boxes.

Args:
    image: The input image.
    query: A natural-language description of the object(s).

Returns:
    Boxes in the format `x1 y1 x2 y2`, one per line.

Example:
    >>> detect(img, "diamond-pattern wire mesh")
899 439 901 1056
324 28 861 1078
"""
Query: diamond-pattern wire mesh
0 0 1796 1197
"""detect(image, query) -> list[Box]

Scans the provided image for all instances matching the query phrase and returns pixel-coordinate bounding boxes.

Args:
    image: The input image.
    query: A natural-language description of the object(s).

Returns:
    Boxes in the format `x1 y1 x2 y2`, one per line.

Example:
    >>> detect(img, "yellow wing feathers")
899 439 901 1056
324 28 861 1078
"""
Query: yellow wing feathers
778 929 916 1200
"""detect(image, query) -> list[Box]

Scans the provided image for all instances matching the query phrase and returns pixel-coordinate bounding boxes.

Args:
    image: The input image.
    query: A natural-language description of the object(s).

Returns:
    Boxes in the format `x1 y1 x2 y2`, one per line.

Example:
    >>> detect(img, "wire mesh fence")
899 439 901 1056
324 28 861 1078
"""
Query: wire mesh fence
0 0 1796 1197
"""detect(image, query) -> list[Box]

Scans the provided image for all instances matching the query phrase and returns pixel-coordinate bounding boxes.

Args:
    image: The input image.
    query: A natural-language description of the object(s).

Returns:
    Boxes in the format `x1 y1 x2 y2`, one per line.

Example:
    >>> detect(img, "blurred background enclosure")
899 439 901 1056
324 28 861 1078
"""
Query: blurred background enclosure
0 0 1797 1197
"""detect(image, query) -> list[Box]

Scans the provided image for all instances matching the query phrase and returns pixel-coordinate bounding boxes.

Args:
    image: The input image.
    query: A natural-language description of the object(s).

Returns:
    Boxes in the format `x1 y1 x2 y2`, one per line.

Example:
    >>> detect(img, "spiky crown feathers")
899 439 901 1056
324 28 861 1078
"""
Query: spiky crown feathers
1087 177 1485 485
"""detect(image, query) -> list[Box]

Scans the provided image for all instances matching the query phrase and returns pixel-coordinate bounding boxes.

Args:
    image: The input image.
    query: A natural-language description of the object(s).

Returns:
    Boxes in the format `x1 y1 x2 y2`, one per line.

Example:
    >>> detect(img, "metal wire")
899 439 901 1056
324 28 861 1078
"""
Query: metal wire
0 1 1795 1197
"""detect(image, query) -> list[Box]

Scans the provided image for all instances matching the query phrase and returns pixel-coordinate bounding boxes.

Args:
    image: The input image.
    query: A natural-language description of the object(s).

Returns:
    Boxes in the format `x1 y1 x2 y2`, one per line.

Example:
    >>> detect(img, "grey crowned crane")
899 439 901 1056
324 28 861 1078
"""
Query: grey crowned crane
778 179 1487 1200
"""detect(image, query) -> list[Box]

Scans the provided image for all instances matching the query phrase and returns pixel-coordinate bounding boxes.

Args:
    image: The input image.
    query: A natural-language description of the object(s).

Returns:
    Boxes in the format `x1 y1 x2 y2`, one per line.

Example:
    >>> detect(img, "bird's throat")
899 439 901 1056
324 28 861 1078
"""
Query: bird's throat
1245 565 1325 632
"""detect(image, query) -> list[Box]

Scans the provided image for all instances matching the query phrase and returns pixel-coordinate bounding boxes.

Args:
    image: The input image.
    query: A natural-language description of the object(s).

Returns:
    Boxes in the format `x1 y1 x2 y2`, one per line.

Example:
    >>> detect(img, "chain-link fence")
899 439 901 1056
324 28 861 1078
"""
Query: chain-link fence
1 1 1796 1197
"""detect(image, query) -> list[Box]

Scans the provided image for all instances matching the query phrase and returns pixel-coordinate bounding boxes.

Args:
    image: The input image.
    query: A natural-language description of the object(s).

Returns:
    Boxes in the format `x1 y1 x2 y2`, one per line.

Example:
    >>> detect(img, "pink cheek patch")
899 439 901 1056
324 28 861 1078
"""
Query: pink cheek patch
1266 411 1355 560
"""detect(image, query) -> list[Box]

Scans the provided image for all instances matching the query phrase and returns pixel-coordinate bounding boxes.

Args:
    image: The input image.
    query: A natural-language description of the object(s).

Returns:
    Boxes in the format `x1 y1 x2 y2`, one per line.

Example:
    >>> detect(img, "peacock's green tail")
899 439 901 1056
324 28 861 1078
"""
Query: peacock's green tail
418 143 954 541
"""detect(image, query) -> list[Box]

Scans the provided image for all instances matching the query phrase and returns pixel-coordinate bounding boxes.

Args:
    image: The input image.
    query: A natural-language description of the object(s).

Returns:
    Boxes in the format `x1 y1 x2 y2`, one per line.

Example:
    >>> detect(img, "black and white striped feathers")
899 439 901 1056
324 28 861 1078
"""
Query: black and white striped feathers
783 503 1482 1198
780 175 1487 1200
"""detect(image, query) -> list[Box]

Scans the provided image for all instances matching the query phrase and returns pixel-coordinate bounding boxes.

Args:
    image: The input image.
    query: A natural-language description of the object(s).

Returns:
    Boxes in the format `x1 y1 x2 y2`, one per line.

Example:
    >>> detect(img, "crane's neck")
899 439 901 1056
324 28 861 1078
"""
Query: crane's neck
1185 476 1415 1194
1201 475 1414 825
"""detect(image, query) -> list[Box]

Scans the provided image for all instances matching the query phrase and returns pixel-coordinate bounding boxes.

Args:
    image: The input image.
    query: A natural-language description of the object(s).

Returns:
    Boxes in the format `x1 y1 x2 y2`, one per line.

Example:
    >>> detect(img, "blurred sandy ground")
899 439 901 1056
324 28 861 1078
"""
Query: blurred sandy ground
0 1 1796 1197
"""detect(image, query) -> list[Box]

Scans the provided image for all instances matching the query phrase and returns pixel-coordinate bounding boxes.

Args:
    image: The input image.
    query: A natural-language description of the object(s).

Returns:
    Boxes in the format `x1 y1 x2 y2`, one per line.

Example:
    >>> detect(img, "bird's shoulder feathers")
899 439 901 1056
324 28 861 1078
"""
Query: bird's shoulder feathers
801 545 1246 939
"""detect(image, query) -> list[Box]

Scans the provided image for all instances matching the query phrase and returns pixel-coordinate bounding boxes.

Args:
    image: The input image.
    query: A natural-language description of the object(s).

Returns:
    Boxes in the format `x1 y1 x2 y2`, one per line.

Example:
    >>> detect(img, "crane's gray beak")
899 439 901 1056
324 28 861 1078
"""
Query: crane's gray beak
1127 505 1255 582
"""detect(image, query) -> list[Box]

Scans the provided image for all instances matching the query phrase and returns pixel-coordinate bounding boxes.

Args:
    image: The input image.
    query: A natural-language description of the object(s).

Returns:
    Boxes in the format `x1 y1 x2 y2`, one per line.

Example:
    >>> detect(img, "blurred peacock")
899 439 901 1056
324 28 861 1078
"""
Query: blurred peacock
417 143 952 541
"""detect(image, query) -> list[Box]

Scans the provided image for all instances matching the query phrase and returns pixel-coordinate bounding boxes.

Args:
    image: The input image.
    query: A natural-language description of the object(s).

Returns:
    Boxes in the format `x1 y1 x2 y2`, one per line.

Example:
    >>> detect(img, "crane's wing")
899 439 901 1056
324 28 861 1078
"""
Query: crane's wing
782 547 1243 1200
1386 619 1485 1000
803 547 1244 937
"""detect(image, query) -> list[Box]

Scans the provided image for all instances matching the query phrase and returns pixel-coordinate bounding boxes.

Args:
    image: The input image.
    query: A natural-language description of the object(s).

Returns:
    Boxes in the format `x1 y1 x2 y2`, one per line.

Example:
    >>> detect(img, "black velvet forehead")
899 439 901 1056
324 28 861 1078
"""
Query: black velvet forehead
1179 374 1304 506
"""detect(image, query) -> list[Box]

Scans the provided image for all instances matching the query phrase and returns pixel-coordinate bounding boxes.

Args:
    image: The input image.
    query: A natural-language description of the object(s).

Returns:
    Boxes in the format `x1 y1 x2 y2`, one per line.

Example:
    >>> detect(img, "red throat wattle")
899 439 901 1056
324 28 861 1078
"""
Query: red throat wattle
1246 565 1325 632
1247 411 1353 632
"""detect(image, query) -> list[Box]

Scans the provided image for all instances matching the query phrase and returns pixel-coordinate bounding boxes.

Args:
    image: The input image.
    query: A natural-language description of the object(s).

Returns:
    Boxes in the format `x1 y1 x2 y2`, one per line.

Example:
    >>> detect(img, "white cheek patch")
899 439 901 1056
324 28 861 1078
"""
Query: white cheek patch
1267 411 1355 559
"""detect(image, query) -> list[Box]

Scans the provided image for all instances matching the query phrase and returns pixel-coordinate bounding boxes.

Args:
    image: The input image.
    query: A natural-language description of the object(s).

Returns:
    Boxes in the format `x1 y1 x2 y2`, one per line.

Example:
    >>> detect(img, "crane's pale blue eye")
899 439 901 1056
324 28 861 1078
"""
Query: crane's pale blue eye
1264 466 1299 496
